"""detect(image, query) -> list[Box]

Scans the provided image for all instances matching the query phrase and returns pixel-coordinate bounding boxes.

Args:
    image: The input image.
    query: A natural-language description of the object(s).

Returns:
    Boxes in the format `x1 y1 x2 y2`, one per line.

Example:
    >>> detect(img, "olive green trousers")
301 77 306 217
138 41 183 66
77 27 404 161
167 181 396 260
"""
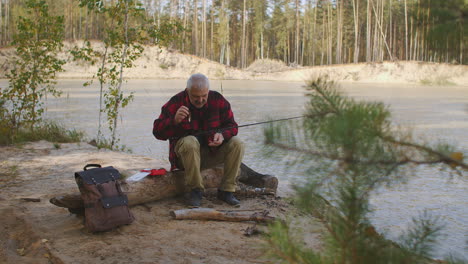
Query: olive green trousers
174 136 245 192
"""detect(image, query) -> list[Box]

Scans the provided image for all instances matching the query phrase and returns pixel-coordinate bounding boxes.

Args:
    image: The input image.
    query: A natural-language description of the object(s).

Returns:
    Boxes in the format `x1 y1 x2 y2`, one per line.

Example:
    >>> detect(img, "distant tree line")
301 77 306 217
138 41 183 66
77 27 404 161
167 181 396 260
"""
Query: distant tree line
0 0 466 67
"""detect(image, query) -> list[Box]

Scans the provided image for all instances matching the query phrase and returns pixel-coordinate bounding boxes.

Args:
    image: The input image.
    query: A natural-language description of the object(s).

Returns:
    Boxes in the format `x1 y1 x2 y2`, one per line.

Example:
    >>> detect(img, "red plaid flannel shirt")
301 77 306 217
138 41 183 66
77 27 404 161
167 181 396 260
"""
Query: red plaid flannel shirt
153 90 238 171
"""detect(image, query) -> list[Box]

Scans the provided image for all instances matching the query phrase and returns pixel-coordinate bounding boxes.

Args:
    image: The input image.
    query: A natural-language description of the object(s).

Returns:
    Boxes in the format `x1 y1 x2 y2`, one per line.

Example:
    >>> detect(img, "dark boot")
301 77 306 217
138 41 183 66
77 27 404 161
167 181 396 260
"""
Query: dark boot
217 190 240 206
186 188 202 207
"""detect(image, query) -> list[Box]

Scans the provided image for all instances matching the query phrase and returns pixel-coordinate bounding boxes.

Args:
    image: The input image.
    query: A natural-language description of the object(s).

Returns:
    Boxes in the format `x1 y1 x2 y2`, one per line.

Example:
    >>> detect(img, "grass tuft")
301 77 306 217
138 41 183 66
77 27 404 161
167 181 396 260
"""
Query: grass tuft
419 76 455 86
0 120 84 146
92 137 132 153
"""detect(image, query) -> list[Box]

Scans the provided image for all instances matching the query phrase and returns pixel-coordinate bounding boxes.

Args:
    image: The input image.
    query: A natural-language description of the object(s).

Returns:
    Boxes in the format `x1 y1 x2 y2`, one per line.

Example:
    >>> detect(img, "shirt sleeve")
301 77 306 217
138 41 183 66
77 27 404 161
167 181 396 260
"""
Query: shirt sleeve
219 99 238 140
153 103 174 140
153 99 191 140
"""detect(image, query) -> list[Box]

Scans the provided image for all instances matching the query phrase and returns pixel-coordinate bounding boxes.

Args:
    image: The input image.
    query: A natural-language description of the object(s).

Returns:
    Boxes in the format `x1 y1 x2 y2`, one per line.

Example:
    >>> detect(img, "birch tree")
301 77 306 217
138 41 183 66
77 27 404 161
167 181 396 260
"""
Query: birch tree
73 0 181 149
1 0 65 131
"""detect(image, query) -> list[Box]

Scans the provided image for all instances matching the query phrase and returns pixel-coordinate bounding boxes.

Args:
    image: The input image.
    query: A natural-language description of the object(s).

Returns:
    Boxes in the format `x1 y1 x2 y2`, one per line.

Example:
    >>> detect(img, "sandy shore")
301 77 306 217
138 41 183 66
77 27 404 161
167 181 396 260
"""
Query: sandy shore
0 141 323 264
1 42 467 86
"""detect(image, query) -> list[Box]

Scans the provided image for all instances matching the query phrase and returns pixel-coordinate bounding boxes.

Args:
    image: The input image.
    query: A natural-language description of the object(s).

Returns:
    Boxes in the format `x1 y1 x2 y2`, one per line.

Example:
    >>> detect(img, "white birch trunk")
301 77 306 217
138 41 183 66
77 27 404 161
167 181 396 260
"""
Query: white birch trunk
404 0 408 60
366 0 372 62
202 0 206 58
241 0 247 68
352 0 360 63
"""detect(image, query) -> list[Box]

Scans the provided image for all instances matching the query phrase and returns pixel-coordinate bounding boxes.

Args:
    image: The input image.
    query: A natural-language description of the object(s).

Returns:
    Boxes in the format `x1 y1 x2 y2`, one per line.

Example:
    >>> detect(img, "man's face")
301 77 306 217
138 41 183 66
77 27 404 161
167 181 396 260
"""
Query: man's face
187 87 209 109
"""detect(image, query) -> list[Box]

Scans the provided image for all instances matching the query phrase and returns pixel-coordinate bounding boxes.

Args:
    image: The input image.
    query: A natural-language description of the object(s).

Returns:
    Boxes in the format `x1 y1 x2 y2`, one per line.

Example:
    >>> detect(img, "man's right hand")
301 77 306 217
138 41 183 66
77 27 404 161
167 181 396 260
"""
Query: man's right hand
174 106 190 125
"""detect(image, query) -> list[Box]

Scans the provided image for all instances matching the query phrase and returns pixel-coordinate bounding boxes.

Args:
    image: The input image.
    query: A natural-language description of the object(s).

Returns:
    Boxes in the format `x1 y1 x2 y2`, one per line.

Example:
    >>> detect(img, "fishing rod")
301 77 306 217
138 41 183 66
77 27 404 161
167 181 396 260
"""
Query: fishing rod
236 115 305 129
171 115 307 139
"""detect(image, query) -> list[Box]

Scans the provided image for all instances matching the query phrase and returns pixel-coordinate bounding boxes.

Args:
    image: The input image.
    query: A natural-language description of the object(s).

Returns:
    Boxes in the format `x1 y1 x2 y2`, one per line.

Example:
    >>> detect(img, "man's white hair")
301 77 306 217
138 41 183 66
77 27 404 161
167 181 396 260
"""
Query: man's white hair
186 73 210 91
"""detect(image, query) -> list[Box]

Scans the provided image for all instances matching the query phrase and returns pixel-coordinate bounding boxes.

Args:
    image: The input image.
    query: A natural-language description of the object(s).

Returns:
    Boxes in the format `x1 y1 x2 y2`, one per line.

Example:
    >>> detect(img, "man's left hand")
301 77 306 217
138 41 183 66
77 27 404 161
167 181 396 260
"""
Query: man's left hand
208 133 224 147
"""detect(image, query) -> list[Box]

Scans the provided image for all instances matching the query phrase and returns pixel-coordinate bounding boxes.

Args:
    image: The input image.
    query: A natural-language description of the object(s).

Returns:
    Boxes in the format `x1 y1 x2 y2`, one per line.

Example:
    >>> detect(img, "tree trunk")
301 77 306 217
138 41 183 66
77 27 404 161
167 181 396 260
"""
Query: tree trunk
460 27 464 64
335 0 342 64
3 0 8 45
218 0 229 64
370 0 393 61
312 1 317 65
372 0 379 61
110 0 130 148
301 14 305 65
192 0 198 55
79 5 82 40
241 0 247 68
49 163 278 211
210 6 214 60
404 0 408 60
202 0 206 58
169 0 176 22
321 12 325 65
424 0 430 62
329 4 332 65
327 3 333 65
409 8 413 60
352 0 360 63
182 0 188 52
366 0 372 62
389 0 392 58
260 31 264 59
1 0 3 47
295 0 300 64
227 42 230 66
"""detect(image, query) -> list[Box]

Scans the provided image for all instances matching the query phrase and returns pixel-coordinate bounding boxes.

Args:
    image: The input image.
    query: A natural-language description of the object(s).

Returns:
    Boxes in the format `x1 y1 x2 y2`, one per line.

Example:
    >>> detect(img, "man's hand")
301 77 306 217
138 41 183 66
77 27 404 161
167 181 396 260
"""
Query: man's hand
208 133 224 147
174 106 190 125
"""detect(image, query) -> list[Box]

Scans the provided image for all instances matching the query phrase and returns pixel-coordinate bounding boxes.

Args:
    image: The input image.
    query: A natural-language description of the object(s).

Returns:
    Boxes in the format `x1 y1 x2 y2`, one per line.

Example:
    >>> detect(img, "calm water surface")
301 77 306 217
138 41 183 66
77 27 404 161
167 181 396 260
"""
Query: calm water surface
3 79 467 259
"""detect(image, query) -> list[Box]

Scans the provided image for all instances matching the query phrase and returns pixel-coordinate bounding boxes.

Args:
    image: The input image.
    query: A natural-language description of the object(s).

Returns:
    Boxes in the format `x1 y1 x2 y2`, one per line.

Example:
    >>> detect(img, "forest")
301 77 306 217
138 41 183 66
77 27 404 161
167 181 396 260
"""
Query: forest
0 0 466 68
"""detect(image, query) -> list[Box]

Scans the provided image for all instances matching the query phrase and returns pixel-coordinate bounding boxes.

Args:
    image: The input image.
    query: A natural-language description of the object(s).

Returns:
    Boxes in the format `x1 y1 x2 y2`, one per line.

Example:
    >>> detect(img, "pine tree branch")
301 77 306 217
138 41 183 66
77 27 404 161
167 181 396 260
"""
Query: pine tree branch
306 80 342 115
266 142 467 172
381 136 468 170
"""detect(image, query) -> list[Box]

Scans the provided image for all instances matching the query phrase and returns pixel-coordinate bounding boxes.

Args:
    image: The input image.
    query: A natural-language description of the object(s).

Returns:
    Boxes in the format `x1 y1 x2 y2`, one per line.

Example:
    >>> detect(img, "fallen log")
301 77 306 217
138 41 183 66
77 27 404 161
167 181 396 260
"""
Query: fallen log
170 208 275 223
50 163 278 211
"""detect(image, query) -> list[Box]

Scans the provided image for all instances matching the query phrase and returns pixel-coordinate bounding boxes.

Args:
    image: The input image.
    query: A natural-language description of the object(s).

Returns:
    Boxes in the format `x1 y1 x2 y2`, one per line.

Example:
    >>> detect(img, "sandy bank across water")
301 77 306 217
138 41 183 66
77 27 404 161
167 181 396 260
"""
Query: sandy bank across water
1 42 467 85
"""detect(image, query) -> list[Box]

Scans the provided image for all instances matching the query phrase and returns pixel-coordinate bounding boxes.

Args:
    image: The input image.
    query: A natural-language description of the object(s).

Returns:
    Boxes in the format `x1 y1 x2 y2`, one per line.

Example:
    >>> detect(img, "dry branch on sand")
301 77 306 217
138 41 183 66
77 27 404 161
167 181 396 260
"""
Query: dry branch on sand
170 208 275 223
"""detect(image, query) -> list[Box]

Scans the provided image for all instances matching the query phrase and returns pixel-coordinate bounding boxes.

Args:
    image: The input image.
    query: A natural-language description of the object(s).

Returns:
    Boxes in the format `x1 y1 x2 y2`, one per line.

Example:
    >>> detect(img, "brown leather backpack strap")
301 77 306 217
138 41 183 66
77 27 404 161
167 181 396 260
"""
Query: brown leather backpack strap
84 164 102 171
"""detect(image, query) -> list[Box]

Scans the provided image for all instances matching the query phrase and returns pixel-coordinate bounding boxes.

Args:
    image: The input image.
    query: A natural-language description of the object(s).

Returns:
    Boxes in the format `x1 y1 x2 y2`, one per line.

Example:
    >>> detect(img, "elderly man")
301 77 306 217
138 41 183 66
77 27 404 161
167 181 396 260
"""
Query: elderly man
153 73 245 207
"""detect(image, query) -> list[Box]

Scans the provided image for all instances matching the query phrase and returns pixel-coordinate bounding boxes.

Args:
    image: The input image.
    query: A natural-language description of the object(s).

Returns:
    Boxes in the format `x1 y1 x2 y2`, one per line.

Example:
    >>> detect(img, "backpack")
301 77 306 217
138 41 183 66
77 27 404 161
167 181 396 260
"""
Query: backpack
75 164 135 232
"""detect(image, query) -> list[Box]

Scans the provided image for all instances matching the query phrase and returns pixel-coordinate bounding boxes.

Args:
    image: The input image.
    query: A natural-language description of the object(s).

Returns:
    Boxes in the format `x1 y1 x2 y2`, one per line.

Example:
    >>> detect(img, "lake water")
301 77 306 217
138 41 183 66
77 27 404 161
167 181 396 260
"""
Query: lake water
2 79 467 259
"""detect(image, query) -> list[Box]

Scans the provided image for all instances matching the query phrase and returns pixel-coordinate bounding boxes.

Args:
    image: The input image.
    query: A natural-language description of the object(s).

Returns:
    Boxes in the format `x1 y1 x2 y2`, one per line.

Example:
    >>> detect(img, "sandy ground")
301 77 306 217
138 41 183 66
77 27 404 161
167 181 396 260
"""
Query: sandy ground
1 41 467 86
0 141 323 264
